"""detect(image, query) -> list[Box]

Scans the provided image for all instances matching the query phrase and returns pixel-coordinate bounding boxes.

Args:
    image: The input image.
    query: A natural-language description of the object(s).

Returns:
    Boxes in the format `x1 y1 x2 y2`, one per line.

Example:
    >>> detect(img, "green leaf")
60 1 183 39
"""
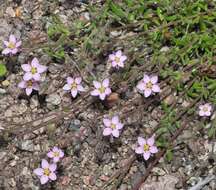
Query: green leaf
0 64 7 77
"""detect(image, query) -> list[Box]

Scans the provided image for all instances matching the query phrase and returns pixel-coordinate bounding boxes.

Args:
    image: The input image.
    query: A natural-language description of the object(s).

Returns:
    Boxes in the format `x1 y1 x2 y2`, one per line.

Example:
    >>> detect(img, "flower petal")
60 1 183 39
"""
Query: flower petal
109 54 115 61
147 137 155 146
112 116 119 124
138 137 146 146
199 110 205 116
144 89 152 97
120 55 127 62
26 87 33 96
41 159 49 169
150 76 158 84
112 129 120 137
49 164 57 172
150 146 158 153
116 50 122 57
135 147 144 154
2 48 11 55
37 65 47 73
152 85 160 93
137 82 145 91
40 175 49 184
116 123 123 130
18 81 26 88
49 173 57 181
75 77 82 84
33 168 43 176
91 89 99 96
112 61 117 67
33 73 41 81
105 88 111 95
77 85 85 92
67 77 74 84
3 41 9 46
102 78 109 87
99 93 106 100
9 35 16 44
16 41 22 47
143 74 150 83
143 151 151 160
21 64 31 72
31 58 39 67
63 84 71 91
71 89 78 98
11 48 18 54
32 82 39 91
103 128 112 136
93 81 101 88
47 151 54 158
23 72 32 81
103 118 111 127
53 157 60 162
205 111 211 116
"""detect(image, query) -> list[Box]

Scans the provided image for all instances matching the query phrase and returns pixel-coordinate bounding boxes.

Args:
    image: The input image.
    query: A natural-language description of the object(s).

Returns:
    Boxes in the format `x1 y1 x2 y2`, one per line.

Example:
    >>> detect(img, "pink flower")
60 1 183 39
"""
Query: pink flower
136 74 160 97
135 136 158 160
103 115 124 138
21 58 47 81
63 77 85 98
18 79 39 96
33 159 57 185
90 78 111 100
108 50 127 68
199 103 212 117
2 34 22 55
47 147 64 162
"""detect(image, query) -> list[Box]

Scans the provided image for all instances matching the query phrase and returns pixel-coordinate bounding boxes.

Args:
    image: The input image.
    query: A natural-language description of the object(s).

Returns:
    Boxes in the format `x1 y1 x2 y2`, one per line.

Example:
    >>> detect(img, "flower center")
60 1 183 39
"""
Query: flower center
143 144 149 151
27 80 33 87
111 124 116 129
99 86 105 93
71 82 77 89
203 106 208 112
8 42 15 49
43 168 50 176
115 57 120 63
53 151 60 157
146 81 153 89
31 67 37 74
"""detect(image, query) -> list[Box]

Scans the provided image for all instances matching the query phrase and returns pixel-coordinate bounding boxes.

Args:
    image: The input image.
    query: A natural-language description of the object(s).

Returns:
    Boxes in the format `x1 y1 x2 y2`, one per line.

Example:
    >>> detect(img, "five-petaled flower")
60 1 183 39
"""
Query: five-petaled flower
63 77 85 98
108 50 127 68
2 34 22 55
33 159 57 185
21 58 47 81
91 78 111 100
18 79 39 96
103 115 124 138
135 135 158 160
47 147 64 163
199 103 212 117
136 74 160 97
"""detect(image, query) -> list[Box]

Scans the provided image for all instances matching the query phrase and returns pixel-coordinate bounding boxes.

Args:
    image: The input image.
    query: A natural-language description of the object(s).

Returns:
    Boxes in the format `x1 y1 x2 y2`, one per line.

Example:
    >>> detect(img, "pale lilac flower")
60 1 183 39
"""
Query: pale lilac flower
21 58 47 81
33 159 57 185
90 78 111 100
103 115 123 138
136 74 160 97
63 77 85 98
2 34 22 55
135 135 158 160
47 147 64 162
199 103 212 117
108 50 127 68
18 79 39 96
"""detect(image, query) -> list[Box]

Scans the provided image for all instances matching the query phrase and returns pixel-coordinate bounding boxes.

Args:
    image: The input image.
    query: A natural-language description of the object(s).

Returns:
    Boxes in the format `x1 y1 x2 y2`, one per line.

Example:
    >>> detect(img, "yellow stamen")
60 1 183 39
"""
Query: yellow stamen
31 67 37 74
27 80 33 87
8 42 15 49
111 124 116 129
143 144 149 151
71 82 77 89
99 86 105 93
146 82 152 89
203 106 208 112
115 57 120 63
43 168 50 176
53 151 59 157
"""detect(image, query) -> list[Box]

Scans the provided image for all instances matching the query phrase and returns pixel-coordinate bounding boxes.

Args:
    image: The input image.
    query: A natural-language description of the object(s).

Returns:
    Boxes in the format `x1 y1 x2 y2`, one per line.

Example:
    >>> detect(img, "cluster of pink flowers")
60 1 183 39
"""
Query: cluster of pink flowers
18 58 47 96
2 34 21 55
34 147 64 184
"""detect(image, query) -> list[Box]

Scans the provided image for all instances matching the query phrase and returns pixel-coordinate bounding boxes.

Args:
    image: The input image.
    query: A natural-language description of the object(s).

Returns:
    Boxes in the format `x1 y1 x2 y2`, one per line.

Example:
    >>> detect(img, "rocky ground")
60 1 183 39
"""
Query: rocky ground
0 0 216 190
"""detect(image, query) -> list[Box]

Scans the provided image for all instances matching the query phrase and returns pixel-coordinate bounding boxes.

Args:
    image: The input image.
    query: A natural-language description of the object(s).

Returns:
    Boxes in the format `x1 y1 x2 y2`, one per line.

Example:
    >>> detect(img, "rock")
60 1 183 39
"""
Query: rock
160 46 170 52
5 7 15 17
18 140 34 151
2 80 10 87
46 93 61 106
119 184 128 190
0 88 6 94
69 119 81 131
103 165 112 176
0 19 12 42
164 94 175 105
